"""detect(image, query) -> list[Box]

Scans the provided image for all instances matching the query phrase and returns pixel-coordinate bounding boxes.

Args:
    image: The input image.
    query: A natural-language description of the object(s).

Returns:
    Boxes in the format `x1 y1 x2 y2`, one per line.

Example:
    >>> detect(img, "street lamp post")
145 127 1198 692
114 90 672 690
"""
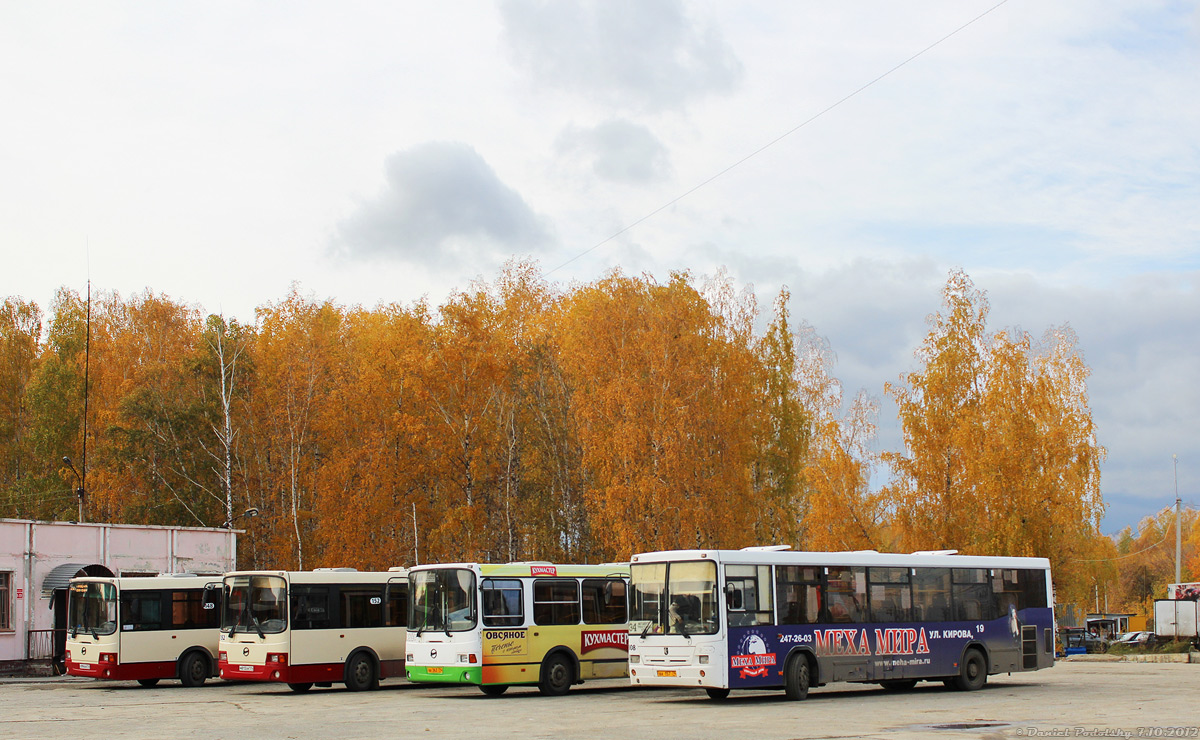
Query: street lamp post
1175 454 1181 585
223 507 260 529
63 456 84 523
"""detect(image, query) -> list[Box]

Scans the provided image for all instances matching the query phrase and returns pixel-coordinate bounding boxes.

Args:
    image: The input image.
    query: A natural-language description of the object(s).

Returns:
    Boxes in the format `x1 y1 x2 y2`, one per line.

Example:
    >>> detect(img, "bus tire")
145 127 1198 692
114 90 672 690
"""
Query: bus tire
784 653 811 701
287 682 313 693
479 684 509 697
136 678 160 688
345 652 378 692
880 679 917 691
179 651 209 688
705 688 730 701
538 653 574 696
953 649 987 691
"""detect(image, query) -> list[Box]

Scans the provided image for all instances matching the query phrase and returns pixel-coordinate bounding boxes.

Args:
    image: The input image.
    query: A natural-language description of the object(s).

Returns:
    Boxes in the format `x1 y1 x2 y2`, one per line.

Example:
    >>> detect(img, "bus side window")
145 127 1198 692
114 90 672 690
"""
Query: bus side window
121 591 165 632
385 583 408 628
867 567 911 623
482 579 524 627
581 579 626 625
724 565 772 627
533 579 580 626
952 569 996 621
824 567 865 624
291 586 331 630
775 566 821 625
911 568 951 622
1019 569 1048 610
341 588 385 629
171 590 213 629
202 584 222 628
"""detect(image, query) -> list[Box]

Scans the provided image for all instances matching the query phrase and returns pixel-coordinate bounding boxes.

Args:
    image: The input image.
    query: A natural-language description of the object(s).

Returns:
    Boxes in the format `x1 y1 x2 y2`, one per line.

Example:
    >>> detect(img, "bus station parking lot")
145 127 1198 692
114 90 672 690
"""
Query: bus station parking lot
1 661 1198 740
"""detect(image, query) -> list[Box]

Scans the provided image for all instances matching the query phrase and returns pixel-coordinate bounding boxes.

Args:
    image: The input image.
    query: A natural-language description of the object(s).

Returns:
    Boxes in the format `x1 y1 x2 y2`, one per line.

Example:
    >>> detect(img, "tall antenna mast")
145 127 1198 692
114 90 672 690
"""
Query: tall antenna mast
80 278 90 522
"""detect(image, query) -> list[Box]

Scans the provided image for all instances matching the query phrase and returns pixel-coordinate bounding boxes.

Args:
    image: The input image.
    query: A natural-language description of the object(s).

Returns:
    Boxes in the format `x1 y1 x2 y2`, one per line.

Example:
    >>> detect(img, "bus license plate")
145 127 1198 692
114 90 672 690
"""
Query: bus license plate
78 663 90 670
657 670 677 678
427 666 443 674
239 665 254 672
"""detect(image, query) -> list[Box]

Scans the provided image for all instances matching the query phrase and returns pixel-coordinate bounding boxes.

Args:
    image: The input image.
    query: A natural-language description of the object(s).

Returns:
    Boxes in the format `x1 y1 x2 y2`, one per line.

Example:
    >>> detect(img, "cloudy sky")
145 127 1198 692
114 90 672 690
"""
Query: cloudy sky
1 1 1196 535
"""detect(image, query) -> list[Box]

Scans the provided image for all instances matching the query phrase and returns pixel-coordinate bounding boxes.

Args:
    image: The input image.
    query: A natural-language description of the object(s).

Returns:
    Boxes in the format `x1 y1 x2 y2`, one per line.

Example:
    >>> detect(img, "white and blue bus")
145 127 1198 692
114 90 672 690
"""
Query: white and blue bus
627 546 1054 700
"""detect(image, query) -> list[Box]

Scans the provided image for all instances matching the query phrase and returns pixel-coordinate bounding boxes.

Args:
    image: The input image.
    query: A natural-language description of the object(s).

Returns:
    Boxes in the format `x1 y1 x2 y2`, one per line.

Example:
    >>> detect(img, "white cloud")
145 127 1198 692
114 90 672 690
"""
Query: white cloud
555 119 671 184
332 142 551 267
498 0 743 110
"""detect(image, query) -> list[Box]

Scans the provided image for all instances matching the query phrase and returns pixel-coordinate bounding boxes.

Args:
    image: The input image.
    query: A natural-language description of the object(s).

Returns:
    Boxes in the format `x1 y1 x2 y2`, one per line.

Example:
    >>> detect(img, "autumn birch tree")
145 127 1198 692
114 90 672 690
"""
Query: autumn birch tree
884 270 1106 608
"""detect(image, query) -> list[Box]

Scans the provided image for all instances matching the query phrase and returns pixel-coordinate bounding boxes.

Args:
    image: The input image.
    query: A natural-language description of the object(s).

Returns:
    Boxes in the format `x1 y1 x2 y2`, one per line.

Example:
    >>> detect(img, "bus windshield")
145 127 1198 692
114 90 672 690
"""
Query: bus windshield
68 582 118 637
408 569 476 634
630 560 718 636
222 575 287 635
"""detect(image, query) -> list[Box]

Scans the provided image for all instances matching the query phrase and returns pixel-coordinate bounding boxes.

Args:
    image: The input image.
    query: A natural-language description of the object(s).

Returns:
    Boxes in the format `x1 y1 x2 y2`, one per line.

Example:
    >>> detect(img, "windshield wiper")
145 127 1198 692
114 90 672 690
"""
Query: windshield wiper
250 614 266 639
640 620 653 638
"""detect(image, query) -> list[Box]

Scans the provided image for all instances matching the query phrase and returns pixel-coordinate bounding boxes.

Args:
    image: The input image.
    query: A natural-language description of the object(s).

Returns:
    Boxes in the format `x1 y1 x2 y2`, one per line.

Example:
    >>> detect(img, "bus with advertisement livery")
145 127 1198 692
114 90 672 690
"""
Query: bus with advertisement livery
405 562 630 696
65 574 223 687
218 568 408 692
628 546 1054 700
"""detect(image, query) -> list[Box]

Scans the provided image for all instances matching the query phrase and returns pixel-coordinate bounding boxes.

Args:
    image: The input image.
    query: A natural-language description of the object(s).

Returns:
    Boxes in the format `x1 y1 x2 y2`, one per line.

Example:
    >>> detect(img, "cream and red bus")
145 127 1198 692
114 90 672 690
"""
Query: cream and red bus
405 562 630 696
64 574 223 687
218 568 408 692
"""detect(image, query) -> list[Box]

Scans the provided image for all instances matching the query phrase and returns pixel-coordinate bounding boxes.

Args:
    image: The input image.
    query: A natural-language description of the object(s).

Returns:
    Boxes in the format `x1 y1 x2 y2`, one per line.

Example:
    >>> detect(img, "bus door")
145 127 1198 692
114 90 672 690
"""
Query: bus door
822 566 870 683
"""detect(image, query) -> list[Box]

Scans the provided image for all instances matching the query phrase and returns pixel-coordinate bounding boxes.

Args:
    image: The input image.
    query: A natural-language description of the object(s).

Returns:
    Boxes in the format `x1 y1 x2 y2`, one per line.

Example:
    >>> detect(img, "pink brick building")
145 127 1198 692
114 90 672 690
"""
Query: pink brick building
0 518 236 672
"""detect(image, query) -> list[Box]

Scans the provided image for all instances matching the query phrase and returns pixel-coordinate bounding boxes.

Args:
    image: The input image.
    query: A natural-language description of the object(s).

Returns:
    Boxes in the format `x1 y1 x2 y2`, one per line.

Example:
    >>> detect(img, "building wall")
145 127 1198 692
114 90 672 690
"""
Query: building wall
0 519 237 662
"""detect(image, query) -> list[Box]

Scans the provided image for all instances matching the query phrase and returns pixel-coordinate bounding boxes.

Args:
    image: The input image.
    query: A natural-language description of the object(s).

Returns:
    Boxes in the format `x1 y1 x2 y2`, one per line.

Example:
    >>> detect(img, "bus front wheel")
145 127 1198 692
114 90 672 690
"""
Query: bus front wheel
179 652 209 688
287 682 313 692
538 654 574 696
784 655 811 701
952 649 987 691
479 684 509 697
705 688 730 701
136 678 160 688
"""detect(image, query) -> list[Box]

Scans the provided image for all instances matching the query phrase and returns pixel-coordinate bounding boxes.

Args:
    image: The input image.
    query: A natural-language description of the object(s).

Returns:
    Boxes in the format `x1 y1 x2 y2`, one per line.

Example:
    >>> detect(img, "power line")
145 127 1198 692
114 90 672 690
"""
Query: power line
543 0 1012 277
1073 530 1174 563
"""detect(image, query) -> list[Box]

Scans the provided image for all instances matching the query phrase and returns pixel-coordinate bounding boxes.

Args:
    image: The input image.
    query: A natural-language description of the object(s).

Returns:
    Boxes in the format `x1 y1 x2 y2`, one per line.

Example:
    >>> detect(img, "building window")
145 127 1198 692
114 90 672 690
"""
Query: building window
0 572 11 629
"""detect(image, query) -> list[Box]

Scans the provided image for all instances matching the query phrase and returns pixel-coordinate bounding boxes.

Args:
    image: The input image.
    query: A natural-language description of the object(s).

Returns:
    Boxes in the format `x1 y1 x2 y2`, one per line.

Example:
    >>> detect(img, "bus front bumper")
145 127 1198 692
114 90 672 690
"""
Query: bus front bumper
406 665 482 685
629 665 719 688
66 658 175 681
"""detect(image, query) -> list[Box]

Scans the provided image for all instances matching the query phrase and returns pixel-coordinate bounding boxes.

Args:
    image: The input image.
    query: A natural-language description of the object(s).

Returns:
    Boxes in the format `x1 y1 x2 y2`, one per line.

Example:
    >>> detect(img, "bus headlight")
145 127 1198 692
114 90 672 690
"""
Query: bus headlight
267 653 288 665
629 654 640 664
698 655 709 665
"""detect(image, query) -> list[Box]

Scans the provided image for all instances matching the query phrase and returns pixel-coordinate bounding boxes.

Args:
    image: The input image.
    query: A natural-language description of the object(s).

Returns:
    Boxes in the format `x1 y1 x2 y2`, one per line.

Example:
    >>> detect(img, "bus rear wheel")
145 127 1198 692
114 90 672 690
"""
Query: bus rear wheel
179 652 209 688
136 678 160 688
784 655 811 701
952 649 987 691
479 684 509 697
538 654 574 696
345 652 378 691
287 682 313 693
